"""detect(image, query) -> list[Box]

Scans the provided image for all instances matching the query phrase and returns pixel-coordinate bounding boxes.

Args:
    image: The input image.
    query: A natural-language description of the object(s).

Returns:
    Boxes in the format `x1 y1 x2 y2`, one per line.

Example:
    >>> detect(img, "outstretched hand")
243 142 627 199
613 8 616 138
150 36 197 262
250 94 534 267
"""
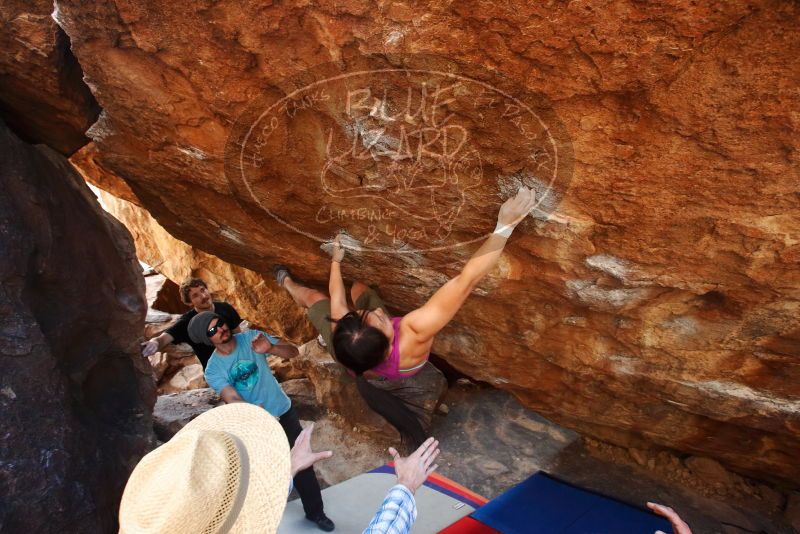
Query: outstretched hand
251 333 273 354
390 437 440 494
497 186 537 228
331 234 346 263
647 502 693 534
290 423 333 476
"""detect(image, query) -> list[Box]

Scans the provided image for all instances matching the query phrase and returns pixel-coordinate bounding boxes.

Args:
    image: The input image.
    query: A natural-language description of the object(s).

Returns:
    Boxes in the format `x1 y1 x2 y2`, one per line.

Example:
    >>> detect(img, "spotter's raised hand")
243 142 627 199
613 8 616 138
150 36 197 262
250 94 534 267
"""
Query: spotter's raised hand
251 333 274 354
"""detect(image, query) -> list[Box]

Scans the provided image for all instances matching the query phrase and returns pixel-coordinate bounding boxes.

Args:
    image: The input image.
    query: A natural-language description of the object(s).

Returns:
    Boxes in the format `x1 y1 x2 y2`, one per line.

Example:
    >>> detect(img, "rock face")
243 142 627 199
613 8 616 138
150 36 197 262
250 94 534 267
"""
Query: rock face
152 388 221 441
164 363 207 392
97 190 315 342
150 275 186 314
0 121 155 532
72 142 139 204
0 0 98 154
786 493 800 533
45 0 800 485
286 342 404 440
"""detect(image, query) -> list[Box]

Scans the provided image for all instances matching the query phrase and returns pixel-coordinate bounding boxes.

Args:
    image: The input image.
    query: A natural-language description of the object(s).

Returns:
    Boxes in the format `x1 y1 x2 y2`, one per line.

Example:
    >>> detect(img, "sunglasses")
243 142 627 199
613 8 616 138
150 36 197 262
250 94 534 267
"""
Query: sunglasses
207 319 226 338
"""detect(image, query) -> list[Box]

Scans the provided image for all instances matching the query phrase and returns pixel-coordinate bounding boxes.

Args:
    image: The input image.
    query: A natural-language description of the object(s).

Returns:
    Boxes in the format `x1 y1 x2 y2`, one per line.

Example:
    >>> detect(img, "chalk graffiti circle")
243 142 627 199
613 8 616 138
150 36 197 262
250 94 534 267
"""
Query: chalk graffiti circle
224 56 573 255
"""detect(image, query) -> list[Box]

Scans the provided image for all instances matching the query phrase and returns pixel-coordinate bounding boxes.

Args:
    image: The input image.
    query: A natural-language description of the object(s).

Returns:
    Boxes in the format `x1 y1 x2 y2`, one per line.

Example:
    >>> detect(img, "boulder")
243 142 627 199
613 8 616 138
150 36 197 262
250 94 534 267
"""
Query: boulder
151 276 187 314
0 0 98 154
142 272 187 315
0 120 154 532
754 483 785 512
152 388 221 441
143 312 179 340
281 378 319 419
43 0 800 485
71 142 139 203
143 309 174 330
684 456 734 487
785 492 800 533
96 191 315 343
163 363 207 393
158 343 202 391
628 448 648 467
147 351 169 382
269 354 308 382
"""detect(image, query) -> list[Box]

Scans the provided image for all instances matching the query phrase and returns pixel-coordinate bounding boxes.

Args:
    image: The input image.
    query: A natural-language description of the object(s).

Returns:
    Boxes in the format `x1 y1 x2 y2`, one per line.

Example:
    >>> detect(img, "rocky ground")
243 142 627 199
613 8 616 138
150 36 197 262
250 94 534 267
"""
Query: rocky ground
432 385 797 534
302 382 798 534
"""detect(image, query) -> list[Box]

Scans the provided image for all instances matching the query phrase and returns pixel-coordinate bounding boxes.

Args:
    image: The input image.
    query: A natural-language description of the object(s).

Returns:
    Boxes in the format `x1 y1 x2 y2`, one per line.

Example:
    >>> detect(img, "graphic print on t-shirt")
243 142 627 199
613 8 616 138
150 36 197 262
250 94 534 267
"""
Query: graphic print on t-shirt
229 360 259 391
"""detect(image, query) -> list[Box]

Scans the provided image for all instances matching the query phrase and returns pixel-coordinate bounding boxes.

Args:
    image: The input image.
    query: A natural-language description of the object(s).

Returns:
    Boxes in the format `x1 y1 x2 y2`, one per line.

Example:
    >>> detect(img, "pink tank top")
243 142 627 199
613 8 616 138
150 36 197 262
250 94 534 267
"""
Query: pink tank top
371 317 429 380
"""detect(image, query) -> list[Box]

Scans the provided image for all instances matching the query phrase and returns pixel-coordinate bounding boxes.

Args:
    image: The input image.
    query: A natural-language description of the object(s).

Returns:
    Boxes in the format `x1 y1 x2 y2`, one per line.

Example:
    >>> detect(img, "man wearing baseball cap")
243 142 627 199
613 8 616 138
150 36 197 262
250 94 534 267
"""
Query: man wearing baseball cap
119 403 442 533
187 311 334 531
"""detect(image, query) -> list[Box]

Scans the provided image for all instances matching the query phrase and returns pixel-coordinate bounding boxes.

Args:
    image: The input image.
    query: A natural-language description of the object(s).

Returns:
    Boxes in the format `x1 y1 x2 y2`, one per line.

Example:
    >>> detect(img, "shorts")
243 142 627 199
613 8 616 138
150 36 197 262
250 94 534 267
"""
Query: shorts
307 286 389 357
366 361 446 431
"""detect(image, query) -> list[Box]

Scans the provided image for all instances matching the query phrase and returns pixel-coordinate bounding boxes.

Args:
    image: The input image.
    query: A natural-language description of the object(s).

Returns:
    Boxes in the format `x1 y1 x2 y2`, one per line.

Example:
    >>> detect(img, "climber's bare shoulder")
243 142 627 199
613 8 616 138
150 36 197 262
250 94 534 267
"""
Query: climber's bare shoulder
397 319 434 368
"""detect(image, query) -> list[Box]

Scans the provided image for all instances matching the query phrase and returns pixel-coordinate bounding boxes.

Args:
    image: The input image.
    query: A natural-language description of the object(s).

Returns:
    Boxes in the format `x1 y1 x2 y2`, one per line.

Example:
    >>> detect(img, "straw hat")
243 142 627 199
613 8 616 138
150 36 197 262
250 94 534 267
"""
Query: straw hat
119 403 291 533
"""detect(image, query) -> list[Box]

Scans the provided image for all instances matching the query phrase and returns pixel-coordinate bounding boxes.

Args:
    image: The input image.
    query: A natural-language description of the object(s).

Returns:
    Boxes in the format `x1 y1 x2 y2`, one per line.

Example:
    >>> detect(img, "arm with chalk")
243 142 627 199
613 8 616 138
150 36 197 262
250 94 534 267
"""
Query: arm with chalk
403 186 536 343
328 234 349 323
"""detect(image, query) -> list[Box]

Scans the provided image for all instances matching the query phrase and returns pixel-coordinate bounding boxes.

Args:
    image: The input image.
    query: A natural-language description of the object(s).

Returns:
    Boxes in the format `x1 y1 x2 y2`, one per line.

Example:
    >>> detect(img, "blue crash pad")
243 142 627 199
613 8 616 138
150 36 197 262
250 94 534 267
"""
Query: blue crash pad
470 472 673 534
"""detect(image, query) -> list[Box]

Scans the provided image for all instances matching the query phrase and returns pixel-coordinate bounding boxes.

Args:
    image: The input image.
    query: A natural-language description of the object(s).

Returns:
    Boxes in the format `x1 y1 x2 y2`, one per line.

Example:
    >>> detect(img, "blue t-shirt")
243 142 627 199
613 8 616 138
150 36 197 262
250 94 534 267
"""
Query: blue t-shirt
204 329 291 417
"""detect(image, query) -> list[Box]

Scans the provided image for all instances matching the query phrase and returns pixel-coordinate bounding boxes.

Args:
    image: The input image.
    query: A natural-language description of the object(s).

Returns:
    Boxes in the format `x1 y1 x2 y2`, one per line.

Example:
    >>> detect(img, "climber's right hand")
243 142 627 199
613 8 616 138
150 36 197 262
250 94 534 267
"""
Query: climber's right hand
141 339 159 357
496 185 536 228
332 234 346 263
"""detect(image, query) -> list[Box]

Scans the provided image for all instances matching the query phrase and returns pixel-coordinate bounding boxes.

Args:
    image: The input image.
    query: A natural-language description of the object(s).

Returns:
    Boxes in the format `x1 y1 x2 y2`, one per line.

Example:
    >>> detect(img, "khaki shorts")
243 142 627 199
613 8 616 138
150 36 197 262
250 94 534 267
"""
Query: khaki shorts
307 286 389 357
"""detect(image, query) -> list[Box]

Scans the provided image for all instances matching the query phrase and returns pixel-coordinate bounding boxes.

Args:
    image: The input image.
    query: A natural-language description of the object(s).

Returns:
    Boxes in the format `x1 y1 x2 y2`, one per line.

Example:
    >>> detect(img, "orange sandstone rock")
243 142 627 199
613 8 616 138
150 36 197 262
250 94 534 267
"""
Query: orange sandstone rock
98 190 315 343
71 142 140 204
0 0 98 154
50 0 800 485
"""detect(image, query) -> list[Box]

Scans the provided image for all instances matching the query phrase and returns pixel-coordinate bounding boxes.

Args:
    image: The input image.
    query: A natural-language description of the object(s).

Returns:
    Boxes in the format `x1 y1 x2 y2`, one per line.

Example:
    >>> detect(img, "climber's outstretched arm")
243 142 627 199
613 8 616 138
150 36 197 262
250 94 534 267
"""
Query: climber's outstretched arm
404 187 536 342
328 235 349 321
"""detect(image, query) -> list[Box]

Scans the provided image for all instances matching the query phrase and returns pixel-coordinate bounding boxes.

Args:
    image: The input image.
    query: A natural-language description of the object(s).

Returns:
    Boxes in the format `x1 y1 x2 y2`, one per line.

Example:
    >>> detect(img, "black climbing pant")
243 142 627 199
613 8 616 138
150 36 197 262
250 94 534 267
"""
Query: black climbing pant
279 406 325 519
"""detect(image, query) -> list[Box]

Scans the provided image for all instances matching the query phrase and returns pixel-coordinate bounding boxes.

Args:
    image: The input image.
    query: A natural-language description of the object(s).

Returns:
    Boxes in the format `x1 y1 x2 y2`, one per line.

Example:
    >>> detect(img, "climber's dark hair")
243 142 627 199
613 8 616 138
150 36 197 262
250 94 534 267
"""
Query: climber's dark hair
330 311 390 375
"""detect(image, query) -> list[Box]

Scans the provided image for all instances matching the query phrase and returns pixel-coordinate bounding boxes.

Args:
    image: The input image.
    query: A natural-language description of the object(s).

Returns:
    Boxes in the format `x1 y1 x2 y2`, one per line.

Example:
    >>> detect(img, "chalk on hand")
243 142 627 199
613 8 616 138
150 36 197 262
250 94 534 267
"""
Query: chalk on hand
320 231 362 256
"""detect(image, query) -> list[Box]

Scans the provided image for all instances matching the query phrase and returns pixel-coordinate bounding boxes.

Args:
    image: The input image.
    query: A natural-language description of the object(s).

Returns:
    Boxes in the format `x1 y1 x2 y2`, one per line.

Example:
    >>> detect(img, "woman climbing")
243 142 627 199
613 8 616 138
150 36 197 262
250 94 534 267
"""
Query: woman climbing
274 185 537 447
